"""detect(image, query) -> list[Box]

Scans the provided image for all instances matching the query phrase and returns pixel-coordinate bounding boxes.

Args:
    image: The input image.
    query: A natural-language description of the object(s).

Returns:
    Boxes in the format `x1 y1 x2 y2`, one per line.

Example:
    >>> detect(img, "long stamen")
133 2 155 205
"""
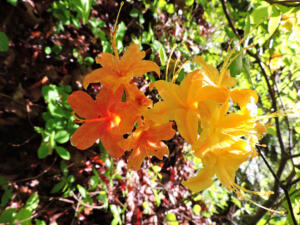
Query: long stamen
166 44 177 81
111 1 124 58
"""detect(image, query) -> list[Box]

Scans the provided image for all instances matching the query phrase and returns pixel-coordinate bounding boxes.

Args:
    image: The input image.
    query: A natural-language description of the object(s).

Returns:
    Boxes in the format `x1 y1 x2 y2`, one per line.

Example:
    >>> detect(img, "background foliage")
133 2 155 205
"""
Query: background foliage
0 0 299 224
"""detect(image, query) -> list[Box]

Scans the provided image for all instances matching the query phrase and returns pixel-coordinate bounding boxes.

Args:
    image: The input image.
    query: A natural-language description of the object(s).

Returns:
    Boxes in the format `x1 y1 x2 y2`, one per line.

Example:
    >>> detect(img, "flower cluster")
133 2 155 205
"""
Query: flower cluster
67 37 269 198
67 40 175 170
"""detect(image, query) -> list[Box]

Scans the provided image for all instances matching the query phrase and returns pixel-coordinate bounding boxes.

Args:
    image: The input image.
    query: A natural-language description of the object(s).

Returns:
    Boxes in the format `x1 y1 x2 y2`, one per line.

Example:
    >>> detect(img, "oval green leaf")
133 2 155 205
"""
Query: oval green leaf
55 146 70 160
0 32 9 52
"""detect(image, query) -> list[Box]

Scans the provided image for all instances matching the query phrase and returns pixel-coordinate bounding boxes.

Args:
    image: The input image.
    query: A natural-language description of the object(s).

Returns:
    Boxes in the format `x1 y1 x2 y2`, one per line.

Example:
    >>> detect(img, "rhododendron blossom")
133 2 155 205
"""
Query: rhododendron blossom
119 119 175 170
67 87 138 158
83 44 160 93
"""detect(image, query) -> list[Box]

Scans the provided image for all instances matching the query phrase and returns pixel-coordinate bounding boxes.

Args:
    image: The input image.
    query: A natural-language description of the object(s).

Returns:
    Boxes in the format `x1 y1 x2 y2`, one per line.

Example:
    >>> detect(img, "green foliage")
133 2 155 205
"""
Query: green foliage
165 212 179 225
6 0 18 6
0 177 13 209
51 0 93 32
0 32 9 52
35 84 77 160
0 192 39 225
51 161 75 195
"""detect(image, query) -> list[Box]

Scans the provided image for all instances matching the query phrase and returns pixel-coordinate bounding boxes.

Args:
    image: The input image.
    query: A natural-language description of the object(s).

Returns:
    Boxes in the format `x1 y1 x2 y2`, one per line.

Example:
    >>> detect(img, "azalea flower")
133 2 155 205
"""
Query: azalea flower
193 56 236 88
83 44 160 93
67 87 138 158
119 119 175 170
182 140 257 193
194 89 263 157
125 84 152 115
145 70 229 144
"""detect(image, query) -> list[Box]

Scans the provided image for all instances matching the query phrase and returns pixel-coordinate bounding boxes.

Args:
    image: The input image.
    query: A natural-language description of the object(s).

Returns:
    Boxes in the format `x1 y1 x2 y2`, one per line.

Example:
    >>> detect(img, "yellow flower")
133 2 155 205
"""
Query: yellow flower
182 140 256 193
194 89 262 157
193 56 236 88
145 70 228 144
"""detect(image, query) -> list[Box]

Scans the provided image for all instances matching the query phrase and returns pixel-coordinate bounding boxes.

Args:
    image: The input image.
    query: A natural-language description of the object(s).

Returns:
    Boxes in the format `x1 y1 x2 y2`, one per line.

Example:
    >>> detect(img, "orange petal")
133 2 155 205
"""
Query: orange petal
100 132 126 159
67 91 99 118
127 147 145 170
83 67 118 89
147 121 175 141
121 44 145 66
70 122 104 150
96 52 119 69
147 141 169 160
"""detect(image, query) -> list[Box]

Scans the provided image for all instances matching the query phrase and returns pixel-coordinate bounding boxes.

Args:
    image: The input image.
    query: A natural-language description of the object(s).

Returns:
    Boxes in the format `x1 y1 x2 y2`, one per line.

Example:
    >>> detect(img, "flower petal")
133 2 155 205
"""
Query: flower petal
70 122 104 150
128 60 161 77
67 91 99 118
127 147 145 170
83 67 118 89
230 89 258 107
174 109 199 144
100 132 126 159
182 166 215 192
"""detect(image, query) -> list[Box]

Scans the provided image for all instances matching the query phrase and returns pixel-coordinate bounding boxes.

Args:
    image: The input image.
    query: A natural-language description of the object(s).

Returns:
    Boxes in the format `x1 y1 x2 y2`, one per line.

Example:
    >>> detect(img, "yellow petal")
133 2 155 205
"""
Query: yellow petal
193 56 219 85
230 89 258 107
182 166 215 192
174 109 199 144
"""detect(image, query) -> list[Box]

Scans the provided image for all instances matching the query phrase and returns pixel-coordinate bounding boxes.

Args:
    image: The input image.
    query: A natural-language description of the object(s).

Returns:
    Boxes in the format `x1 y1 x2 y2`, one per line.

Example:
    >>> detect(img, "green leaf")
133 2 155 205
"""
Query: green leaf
229 53 243 76
158 0 167 8
0 208 17 223
159 46 167 66
44 46 52 55
6 0 18 6
25 193 39 211
250 6 269 26
166 3 175 14
1 187 12 208
71 0 92 24
129 8 139 18
55 130 70 144
244 15 251 35
55 146 70 160
51 181 66 194
165 212 178 225
52 44 62 54
268 7 281 37
84 56 94 65
77 184 87 198
38 144 50 159
35 219 47 225
0 32 9 52
185 0 194 6
16 209 32 225
193 204 201 216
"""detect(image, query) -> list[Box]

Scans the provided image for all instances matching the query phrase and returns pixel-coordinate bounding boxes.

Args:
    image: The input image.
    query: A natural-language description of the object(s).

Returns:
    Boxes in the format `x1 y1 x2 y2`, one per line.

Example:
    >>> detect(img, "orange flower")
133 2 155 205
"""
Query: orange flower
67 87 138 158
83 44 160 92
125 84 152 115
119 119 175 170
